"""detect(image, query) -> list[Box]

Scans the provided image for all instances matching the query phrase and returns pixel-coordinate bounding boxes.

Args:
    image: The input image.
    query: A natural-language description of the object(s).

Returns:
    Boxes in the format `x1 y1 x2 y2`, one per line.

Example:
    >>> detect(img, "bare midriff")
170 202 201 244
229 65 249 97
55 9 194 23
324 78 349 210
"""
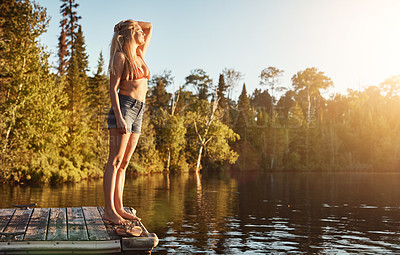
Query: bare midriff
118 78 148 103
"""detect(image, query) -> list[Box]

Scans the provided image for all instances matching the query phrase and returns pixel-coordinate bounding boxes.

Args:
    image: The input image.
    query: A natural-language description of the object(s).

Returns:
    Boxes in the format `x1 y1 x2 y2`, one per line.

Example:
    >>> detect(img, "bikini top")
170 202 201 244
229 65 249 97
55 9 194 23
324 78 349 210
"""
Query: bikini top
132 55 150 80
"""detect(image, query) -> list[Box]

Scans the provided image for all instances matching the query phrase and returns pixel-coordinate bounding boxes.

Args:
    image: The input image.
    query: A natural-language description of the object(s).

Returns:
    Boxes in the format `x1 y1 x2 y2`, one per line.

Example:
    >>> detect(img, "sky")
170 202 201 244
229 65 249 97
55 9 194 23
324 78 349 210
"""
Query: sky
36 0 400 100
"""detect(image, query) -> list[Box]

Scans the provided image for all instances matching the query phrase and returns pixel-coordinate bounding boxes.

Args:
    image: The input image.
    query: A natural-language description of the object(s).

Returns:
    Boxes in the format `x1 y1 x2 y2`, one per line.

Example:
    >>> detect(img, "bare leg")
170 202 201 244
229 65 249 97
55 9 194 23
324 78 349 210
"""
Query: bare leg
114 132 141 220
103 128 131 224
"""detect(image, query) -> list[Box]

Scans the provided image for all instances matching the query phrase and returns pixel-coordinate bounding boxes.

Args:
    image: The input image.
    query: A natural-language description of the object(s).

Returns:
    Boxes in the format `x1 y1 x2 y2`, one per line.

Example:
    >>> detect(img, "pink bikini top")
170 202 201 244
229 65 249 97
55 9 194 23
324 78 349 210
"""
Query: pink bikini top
132 55 150 80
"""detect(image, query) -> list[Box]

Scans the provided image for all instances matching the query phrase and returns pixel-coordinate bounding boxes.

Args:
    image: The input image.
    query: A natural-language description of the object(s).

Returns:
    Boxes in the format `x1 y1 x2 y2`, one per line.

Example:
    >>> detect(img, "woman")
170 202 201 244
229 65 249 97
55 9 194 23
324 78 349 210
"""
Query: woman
103 19 152 225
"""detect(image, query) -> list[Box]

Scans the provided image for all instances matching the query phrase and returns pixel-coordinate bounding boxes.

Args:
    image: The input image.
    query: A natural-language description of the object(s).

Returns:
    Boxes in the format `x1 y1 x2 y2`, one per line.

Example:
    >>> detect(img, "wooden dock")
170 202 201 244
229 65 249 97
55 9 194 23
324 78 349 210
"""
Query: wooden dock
0 206 158 254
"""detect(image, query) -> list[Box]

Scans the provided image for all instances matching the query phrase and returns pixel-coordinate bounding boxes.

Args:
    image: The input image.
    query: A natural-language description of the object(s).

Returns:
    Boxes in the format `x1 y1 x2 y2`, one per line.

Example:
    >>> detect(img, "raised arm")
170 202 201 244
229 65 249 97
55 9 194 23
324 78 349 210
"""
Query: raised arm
136 21 152 56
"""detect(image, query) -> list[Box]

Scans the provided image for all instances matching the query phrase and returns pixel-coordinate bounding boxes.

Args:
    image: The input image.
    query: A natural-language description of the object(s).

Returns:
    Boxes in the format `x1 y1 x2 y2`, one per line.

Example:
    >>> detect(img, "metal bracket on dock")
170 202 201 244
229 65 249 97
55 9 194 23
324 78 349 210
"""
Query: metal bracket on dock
12 203 37 210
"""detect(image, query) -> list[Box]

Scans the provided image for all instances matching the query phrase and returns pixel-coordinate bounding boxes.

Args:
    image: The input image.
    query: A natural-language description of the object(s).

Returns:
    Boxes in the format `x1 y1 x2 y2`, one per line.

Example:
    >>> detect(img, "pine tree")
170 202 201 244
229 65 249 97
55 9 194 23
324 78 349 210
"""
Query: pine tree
57 0 99 176
235 83 251 138
251 88 273 115
74 25 88 76
58 9 67 75
217 74 228 109
58 0 80 75
148 70 173 110
87 52 109 165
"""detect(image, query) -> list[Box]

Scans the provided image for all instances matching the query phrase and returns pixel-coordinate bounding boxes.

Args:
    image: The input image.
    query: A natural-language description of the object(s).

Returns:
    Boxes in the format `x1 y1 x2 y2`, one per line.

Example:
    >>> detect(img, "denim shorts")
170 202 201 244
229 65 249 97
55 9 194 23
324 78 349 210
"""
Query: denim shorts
107 94 145 134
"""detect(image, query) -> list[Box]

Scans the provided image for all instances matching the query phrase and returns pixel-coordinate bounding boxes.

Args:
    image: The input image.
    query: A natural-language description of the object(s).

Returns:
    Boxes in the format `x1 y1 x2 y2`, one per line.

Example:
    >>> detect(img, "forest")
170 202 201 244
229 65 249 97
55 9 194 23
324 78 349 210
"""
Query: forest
1 0 400 183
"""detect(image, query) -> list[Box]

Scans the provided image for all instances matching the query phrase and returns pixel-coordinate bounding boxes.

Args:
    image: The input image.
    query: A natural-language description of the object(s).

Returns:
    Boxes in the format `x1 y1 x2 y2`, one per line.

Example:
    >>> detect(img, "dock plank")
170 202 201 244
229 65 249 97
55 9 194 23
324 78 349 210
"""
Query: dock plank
0 207 157 253
47 208 67 241
97 207 119 240
67 207 88 241
0 209 15 232
82 207 110 241
3 209 33 240
24 208 50 241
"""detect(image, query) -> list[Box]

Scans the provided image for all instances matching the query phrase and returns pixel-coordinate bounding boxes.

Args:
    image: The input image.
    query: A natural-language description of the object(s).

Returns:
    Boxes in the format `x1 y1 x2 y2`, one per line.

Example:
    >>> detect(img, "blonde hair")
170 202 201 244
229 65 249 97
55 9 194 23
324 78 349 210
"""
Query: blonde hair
109 20 139 80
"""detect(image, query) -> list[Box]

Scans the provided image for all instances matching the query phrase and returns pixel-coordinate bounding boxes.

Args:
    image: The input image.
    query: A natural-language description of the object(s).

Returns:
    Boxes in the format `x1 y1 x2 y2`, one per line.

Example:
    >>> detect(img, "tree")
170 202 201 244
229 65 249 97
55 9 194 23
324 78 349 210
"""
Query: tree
153 108 187 172
259 66 285 113
186 89 239 172
0 0 72 182
87 52 109 166
58 0 81 75
251 88 273 116
60 0 80 48
217 74 228 109
291 67 333 125
287 102 307 169
222 68 243 100
235 83 251 138
73 25 89 76
185 69 213 101
148 70 173 110
291 68 332 167
57 0 98 176
58 8 68 75
379 75 400 98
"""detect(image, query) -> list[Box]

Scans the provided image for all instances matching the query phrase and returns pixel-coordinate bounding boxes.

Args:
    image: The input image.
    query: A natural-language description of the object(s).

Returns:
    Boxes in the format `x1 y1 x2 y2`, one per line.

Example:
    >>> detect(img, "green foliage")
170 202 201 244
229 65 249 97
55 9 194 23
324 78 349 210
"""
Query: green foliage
204 120 239 164
234 83 251 138
185 69 212 101
0 0 72 183
86 52 110 169
148 70 173 110
130 108 164 173
217 74 228 109
156 109 188 172
184 98 239 171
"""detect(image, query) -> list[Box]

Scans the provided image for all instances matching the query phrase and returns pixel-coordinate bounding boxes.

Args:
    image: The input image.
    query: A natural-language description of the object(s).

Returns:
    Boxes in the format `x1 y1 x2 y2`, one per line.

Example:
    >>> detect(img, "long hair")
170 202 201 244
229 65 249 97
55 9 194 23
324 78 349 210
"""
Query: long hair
109 20 139 80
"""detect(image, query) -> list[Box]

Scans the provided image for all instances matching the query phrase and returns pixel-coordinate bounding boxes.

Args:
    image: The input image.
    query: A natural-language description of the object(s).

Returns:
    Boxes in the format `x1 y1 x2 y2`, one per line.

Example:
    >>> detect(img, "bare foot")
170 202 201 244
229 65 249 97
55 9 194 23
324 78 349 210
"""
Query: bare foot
116 209 141 221
103 211 129 225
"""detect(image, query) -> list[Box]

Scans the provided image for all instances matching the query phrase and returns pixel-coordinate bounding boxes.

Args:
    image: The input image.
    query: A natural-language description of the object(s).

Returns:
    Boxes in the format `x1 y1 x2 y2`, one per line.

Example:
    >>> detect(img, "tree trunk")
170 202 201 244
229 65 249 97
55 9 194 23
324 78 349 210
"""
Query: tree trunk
166 148 171 172
330 126 335 168
194 89 220 172
306 89 311 167
195 143 204 173
285 127 289 168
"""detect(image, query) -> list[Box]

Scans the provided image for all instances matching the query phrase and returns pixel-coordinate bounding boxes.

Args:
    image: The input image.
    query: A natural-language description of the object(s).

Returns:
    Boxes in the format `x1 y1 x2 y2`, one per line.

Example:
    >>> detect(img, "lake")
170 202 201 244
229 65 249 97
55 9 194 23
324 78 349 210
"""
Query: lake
2 171 400 254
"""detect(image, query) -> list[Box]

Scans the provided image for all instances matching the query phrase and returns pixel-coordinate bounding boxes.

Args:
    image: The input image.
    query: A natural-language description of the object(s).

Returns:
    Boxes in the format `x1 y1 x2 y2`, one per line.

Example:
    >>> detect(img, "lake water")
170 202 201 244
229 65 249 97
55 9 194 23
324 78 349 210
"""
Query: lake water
2 171 400 254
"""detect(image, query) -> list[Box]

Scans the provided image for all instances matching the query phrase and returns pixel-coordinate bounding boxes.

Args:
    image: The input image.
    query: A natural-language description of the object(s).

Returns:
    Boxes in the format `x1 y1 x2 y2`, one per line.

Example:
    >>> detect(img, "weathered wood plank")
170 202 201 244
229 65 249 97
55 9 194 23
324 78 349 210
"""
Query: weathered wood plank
24 208 50 241
82 207 110 241
97 207 119 240
67 207 88 241
0 209 15 232
47 208 67 241
3 209 33 240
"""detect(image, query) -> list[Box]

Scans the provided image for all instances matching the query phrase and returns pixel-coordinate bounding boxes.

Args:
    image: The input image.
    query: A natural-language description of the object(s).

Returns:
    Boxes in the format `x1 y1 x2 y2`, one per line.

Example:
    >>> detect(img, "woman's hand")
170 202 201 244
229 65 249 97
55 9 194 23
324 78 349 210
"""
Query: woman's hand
116 117 127 134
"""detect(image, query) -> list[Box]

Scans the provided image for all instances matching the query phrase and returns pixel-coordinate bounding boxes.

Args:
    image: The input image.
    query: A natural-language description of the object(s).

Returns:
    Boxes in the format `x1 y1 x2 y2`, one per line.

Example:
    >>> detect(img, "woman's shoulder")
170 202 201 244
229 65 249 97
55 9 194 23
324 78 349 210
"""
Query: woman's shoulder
114 51 126 61
112 51 127 69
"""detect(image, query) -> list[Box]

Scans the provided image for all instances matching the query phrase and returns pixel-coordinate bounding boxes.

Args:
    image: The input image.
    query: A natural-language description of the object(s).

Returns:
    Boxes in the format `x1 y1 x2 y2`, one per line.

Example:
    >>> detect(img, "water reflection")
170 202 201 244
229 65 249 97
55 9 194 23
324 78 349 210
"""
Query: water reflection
2 172 400 253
